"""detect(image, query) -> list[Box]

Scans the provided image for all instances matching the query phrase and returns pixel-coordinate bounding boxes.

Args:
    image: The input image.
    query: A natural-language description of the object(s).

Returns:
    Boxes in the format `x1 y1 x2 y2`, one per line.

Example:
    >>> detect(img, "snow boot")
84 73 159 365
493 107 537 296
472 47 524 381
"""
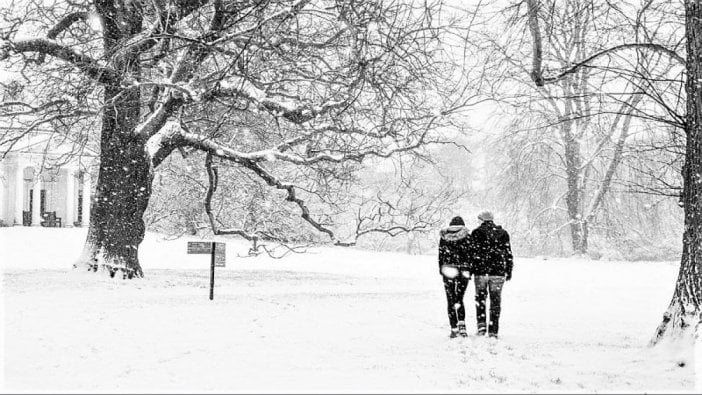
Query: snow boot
449 328 459 338
458 321 468 337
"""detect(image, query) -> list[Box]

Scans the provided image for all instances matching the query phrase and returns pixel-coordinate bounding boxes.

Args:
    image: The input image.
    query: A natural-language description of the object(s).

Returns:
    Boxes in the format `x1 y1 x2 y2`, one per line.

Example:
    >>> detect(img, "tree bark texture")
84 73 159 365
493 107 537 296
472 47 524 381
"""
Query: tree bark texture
560 85 588 255
652 0 702 343
564 130 587 255
74 2 151 278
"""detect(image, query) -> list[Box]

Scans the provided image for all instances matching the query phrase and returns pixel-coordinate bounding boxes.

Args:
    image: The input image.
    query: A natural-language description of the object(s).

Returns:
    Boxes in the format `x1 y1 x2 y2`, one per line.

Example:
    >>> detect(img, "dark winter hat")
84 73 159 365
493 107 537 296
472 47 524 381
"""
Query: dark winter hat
478 211 494 222
449 216 465 226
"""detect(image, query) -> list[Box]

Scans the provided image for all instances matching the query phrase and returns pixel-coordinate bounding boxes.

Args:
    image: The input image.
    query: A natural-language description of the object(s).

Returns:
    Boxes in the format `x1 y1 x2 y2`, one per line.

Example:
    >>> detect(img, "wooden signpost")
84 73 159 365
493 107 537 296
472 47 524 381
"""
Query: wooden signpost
187 241 226 300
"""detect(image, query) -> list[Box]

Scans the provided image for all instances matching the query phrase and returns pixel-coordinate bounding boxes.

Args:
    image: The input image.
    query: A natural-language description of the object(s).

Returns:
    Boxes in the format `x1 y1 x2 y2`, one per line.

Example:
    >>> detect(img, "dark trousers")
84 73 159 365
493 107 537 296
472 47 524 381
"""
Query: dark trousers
443 275 469 328
474 275 505 335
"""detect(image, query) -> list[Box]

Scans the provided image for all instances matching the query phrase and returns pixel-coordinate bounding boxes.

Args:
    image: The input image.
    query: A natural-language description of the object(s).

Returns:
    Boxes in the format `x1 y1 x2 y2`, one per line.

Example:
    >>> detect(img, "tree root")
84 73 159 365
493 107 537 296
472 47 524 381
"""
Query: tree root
73 252 144 279
650 300 699 346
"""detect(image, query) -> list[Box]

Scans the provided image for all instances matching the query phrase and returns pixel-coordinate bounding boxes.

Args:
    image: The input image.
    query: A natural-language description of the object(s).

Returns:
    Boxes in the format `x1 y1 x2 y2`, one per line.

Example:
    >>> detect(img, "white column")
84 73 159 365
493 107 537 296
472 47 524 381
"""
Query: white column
65 169 75 227
81 175 91 227
31 174 42 226
14 163 24 226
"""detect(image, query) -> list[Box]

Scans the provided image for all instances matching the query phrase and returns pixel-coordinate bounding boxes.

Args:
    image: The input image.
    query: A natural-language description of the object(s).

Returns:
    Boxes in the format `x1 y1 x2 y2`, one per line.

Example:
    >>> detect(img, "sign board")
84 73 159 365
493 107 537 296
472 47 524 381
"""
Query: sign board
187 241 226 267
186 241 227 300
187 241 213 254
214 242 226 267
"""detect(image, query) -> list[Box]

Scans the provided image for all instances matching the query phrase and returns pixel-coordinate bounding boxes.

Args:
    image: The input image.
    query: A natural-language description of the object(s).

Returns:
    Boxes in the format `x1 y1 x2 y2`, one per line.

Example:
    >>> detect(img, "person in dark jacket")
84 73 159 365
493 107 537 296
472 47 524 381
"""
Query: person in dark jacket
470 211 514 338
438 216 472 338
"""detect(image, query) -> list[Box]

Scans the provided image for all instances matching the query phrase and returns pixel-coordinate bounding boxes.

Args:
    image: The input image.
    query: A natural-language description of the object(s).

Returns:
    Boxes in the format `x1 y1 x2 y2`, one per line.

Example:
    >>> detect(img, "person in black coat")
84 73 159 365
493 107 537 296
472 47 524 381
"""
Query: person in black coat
438 216 472 338
470 211 514 338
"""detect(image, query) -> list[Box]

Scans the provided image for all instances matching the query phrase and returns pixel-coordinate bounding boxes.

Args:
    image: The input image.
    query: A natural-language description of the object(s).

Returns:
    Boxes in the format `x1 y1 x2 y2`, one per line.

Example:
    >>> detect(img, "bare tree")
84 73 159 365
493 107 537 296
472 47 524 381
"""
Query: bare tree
525 0 700 342
0 0 476 278
470 0 670 256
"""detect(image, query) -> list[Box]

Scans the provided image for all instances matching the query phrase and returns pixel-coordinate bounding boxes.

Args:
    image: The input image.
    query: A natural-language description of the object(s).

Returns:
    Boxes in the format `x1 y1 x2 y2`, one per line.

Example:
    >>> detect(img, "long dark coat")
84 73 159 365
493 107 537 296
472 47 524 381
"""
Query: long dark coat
470 221 514 277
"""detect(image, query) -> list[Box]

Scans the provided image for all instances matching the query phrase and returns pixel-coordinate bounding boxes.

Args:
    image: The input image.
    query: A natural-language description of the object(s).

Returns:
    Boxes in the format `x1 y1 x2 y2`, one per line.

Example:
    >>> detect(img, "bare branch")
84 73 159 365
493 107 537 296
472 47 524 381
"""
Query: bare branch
0 38 120 84
526 0 684 87
47 12 89 39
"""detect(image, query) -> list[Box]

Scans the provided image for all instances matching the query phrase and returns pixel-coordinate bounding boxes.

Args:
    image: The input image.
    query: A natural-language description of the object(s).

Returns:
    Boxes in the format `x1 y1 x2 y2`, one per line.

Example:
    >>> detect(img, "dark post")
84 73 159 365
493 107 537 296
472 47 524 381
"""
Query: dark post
209 242 215 300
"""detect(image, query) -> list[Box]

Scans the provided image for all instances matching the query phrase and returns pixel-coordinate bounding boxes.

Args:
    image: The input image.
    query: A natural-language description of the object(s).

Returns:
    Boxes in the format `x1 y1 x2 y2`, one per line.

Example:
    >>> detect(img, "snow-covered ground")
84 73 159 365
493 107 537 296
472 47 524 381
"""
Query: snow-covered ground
1 227 698 393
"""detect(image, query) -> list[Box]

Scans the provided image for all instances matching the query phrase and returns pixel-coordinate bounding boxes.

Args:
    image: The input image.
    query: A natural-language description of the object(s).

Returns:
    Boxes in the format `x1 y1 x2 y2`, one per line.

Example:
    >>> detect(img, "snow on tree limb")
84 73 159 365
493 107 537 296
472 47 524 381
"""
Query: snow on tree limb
174 126 435 166
201 147 436 248
149 119 445 247
1 0 469 276
112 0 211 59
213 76 349 124
0 38 120 84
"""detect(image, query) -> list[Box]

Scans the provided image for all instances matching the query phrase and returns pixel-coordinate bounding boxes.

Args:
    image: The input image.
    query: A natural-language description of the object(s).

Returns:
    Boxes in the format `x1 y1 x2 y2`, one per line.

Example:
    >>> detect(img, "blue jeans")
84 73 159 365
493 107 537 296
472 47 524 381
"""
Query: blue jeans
474 275 505 335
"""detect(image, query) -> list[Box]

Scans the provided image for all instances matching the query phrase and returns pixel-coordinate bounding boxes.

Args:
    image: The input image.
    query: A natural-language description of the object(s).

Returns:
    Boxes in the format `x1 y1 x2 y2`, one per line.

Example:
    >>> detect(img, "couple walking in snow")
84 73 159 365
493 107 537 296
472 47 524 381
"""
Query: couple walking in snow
438 211 514 339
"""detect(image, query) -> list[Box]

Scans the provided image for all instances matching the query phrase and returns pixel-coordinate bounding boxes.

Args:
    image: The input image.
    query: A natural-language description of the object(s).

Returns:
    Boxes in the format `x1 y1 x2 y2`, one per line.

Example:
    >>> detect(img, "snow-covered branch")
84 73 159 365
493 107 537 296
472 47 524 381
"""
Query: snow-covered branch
0 99 71 116
159 118 446 247
212 77 349 124
0 38 120 84
174 126 434 166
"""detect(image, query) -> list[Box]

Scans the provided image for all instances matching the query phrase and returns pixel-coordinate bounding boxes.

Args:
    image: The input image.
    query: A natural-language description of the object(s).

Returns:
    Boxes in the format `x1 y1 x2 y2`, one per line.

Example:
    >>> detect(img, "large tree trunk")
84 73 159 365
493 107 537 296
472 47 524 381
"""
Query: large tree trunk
652 0 702 343
74 83 152 278
73 2 151 278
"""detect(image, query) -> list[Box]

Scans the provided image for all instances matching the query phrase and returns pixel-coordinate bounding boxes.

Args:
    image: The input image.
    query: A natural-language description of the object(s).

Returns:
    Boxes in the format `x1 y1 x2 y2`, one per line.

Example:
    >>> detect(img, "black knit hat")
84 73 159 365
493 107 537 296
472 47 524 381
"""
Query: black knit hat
449 216 465 226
